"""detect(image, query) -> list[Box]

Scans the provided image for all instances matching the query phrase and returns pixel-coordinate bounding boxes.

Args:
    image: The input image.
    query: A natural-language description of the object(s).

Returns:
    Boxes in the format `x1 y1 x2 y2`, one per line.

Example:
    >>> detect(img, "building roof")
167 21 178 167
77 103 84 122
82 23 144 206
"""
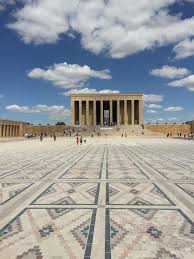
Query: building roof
70 93 143 97
0 119 30 125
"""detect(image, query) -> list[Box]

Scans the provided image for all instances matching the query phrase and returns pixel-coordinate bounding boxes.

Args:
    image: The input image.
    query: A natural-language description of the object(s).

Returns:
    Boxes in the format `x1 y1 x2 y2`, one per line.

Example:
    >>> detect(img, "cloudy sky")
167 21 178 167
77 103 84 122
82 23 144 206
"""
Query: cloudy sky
0 0 194 124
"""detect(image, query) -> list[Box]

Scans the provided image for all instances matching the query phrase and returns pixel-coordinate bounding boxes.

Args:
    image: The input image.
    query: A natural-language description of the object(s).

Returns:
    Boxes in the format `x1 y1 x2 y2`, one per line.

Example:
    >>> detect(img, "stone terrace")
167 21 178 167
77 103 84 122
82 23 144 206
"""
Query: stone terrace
0 137 194 259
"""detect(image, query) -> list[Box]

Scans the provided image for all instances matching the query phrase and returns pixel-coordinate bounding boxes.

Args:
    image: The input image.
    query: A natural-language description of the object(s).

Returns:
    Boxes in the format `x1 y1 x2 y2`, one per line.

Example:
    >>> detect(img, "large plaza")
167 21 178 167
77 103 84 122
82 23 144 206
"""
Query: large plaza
0 137 194 258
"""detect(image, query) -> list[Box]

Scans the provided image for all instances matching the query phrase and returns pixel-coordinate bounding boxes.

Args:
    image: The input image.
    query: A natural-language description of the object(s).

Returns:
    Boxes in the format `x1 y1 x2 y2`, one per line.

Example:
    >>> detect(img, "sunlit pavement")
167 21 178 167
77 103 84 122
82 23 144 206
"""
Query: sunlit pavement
0 137 194 259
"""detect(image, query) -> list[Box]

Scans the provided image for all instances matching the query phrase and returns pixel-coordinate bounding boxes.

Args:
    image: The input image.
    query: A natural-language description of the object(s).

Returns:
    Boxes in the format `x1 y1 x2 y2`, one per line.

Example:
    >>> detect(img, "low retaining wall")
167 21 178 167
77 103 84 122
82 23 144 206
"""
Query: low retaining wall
191 121 194 133
23 125 68 135
145 124 191 135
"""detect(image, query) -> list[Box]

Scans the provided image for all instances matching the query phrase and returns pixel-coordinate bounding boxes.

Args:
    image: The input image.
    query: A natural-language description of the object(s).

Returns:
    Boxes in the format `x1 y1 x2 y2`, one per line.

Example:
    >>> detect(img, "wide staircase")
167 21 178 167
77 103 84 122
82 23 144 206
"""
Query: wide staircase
72 125 165 137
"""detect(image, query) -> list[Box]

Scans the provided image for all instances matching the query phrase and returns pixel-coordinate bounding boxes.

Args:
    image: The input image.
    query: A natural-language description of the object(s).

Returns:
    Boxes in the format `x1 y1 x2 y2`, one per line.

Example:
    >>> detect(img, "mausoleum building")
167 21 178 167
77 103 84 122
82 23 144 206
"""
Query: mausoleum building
70 93 143 127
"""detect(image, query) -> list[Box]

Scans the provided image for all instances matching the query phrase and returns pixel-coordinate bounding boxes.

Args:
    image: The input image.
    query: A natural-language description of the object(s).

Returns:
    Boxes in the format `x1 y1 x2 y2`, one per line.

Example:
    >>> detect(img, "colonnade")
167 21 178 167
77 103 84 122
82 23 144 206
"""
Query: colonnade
71 94 143 127
0 122 20 137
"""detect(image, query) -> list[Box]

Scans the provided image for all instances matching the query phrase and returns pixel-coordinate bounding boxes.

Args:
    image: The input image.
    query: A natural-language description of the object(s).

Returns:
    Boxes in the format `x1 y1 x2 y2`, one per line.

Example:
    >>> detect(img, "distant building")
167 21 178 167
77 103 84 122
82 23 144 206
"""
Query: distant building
70 93 143 127
186 120 194 133
0 120 29 137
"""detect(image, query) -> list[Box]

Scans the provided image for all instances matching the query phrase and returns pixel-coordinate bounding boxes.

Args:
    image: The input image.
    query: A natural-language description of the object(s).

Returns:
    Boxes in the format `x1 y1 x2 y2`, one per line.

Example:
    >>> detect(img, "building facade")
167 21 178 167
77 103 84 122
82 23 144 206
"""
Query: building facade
0 120 29 137
70 93 143 127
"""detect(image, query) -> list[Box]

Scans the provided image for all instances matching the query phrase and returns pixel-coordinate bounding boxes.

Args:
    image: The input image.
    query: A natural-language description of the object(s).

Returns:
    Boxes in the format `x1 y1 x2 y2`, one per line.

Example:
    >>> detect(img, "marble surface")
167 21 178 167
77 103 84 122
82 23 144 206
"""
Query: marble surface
0 137 194 259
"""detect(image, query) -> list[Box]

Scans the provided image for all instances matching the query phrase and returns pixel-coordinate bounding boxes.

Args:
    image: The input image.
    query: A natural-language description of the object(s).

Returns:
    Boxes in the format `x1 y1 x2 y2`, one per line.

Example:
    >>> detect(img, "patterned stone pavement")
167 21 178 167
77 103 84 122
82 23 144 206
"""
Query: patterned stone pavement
0 137 194 259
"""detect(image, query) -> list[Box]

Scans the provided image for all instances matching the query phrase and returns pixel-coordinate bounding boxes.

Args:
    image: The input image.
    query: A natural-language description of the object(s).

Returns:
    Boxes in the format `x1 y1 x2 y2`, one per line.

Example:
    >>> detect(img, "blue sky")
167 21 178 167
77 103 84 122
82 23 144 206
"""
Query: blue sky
0 0 194 125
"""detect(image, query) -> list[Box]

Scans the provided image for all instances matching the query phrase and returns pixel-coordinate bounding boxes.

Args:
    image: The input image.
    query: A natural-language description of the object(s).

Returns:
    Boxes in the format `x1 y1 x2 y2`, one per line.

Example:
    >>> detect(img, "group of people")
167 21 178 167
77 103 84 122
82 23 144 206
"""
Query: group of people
76 135 86 145
121 133 127 137
184 133 194 139
40 133 56 141
166 132 194 139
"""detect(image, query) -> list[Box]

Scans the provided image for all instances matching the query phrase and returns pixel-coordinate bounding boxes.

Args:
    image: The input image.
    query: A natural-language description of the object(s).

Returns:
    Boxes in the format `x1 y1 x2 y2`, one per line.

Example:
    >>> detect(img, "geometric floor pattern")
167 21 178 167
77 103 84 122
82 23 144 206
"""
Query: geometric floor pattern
32 182 100 205
0 208 96 259
0 137 194 258
0 182 32 205
177 183 194 199
107 183 174 205
106 209 194 259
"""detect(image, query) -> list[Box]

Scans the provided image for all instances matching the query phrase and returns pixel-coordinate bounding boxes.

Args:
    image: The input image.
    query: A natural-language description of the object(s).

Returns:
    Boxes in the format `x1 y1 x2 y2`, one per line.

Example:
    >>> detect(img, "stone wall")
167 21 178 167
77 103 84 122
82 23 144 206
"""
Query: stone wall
23 125 68 135
191 121 194 133
0 120 29 137
145 124 191 135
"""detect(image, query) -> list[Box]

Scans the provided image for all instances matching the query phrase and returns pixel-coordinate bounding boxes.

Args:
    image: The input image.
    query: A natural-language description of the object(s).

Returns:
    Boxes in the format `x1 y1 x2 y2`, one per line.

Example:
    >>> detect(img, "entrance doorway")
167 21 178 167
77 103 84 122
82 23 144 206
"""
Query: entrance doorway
103 101 110 125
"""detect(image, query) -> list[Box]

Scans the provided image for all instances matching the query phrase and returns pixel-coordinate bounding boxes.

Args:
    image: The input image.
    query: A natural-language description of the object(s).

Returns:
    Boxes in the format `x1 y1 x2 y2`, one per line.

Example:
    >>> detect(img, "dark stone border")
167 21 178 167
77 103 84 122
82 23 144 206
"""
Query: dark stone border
0 183 33 205
105 208 111 259
106 182 175 206
0 207 97 259
31 182 100 205
176 183 194 200
105 208 194 259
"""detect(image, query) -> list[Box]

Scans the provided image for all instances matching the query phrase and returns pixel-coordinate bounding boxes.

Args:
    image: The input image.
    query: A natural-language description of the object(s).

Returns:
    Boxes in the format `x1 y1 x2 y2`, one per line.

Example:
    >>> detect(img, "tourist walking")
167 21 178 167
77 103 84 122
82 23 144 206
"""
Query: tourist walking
40 134 43 141
76 136 79 146
53 134 56 141
80 135 83 145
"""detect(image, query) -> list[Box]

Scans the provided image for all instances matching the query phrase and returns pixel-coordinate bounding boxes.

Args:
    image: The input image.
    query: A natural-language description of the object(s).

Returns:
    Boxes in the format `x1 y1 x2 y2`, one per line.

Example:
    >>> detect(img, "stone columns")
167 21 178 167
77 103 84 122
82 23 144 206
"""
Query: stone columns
6 125 8 136
79 100 82 126
5 125 8 136
71 99 75 127
8 125 11 136
86 99 89 126
109 100 113 124
11 125 13 137
93 100 96 126
100 100 103 126
131 100 134 125
19 123 23 136
3 125 5 136
117 99 120 125
139 100 143 125
12 126 15 136
0 124 2 137
124 99 128 125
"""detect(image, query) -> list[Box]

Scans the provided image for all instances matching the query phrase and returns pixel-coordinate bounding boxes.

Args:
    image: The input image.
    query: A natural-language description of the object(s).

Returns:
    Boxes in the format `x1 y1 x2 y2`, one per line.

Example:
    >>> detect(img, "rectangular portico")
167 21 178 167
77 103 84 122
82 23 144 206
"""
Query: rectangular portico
70 93 143 127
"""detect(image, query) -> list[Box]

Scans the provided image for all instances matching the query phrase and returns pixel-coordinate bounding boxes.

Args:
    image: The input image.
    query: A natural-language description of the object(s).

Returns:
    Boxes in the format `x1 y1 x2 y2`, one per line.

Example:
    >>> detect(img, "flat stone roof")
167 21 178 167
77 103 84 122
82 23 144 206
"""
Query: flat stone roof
70 93 143 97
0 119 30 125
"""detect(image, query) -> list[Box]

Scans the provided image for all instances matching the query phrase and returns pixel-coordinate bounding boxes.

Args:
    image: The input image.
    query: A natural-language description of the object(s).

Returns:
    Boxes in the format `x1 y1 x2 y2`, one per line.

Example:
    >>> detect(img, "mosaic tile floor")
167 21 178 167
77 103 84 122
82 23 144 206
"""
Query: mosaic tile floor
0 137 194 259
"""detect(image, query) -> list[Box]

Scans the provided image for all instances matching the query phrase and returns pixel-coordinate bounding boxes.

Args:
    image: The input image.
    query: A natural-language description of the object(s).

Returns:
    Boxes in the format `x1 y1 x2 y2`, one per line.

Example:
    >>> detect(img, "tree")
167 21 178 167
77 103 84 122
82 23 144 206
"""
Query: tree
55 122 66 125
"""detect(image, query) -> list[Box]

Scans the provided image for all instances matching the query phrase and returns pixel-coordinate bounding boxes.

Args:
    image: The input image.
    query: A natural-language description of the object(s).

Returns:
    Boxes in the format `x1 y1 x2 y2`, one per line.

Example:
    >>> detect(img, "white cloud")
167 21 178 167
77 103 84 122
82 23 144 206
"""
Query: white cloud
143 94 164 102
173 38 194 59
144 103 162 109
62 88 120 96
5 104 69 120
0 0 16 11
167 117 177 121
7 0 194 58
146 118 165 123
157 118 165 122
163 106 183 112
146 110 158 114
28 62 111 89
168 75 194 91
150 65 190 79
